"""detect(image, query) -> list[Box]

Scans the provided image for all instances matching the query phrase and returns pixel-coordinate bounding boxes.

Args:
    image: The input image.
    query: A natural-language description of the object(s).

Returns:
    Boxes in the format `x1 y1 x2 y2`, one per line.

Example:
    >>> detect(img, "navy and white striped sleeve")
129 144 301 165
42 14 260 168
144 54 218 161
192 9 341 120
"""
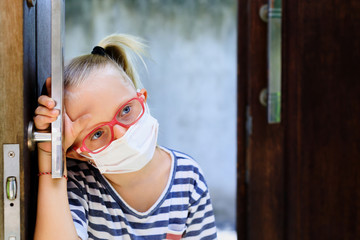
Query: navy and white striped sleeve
67 173 89 240
183 165 217 239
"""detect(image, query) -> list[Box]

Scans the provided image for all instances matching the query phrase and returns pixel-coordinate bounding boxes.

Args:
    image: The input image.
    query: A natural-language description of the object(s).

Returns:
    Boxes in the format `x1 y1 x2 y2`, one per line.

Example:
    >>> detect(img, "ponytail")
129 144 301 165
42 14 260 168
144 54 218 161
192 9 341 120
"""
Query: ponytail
65 34 147 89
98 34 147 89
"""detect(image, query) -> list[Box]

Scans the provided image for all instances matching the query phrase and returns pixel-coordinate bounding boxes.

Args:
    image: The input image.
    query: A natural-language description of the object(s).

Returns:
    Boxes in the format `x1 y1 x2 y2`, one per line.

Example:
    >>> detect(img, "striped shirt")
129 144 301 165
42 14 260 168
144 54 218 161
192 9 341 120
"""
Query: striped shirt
67 147 218 240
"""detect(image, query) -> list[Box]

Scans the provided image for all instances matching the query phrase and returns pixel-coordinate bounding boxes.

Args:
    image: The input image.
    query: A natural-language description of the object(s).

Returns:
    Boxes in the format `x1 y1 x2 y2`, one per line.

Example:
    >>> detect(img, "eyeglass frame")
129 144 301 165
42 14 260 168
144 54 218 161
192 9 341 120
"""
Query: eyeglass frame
73 92 145 154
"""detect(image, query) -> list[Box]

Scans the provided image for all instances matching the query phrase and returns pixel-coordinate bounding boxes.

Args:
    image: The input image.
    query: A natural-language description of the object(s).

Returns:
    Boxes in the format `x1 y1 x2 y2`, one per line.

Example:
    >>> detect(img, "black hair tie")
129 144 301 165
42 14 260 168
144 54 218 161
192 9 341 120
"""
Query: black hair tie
91 46 106 56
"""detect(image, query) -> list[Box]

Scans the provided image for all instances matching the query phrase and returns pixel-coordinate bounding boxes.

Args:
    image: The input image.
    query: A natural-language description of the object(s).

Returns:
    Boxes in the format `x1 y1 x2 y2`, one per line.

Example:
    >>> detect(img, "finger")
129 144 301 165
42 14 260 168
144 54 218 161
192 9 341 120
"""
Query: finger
68 113 92 138
33 115 57 130
64 112 92 151
35 106 60 118
46 77 51 97
38 95 56 109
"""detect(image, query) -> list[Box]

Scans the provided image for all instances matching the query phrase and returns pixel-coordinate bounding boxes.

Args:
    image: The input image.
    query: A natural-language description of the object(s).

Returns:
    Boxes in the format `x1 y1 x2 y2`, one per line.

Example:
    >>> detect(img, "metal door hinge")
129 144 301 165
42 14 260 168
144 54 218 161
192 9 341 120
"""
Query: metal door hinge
3 144 21 240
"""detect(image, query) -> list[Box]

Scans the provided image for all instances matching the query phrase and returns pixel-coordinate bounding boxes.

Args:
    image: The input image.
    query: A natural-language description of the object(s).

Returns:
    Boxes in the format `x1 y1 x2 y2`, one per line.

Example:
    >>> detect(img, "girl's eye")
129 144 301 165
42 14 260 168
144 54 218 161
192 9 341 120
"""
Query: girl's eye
91 130 104 141
121 105 131 117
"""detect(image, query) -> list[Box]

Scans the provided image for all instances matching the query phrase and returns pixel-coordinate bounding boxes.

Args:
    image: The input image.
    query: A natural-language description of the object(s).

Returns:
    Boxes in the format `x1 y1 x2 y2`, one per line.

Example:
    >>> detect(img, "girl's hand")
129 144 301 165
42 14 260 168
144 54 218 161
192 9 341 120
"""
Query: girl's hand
34 78 91 155
63 110 91 154
33 77 58 154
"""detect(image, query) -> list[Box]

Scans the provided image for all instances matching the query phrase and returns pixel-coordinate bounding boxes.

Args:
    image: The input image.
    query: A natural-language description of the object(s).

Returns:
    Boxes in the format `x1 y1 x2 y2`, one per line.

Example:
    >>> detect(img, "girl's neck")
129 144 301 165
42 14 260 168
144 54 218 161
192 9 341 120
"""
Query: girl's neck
104 147 172 212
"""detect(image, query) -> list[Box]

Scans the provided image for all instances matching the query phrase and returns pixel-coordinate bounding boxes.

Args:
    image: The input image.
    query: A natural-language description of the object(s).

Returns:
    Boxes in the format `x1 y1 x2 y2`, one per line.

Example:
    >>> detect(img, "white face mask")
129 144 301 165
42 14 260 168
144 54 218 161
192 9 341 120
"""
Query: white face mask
86 105 159 174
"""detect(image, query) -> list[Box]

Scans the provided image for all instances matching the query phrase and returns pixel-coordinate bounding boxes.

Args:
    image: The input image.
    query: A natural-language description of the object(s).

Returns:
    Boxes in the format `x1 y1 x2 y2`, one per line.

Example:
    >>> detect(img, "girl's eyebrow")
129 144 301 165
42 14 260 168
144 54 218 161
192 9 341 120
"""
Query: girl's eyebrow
75 115 107 143
74 92 137 144
76 93 136 140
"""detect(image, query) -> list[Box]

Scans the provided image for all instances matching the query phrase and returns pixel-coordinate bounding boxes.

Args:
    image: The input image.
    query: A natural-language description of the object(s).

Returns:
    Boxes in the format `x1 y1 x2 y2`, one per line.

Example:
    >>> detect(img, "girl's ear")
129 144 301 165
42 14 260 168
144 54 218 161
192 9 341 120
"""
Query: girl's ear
66 148 88 162
139 88 148 102
66 148 78 159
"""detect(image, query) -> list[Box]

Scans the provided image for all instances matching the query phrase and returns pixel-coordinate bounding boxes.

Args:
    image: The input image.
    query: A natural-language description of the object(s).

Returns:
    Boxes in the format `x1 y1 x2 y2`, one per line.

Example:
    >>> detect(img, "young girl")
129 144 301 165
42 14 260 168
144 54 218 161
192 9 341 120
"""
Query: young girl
33 34 217 240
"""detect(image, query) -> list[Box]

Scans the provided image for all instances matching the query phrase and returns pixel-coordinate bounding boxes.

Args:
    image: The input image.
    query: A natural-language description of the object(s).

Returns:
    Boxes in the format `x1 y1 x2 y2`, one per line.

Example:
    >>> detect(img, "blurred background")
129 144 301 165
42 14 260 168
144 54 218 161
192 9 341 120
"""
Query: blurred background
65 0 237 238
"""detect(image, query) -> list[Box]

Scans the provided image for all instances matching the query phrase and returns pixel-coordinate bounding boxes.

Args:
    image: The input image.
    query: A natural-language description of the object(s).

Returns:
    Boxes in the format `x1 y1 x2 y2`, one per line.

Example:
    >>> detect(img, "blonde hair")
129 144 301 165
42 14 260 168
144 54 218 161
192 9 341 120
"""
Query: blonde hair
64 34 147 89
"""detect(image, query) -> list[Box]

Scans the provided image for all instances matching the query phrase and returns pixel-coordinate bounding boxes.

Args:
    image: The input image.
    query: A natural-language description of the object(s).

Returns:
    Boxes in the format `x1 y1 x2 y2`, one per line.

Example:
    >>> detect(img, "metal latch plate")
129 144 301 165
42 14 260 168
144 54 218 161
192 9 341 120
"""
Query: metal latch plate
3 144 20 239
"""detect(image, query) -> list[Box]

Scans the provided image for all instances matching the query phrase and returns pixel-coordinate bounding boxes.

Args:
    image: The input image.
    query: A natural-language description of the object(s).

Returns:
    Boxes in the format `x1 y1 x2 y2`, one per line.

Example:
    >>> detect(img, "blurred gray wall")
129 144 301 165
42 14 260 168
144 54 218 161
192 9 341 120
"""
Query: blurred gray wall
65 0 237 230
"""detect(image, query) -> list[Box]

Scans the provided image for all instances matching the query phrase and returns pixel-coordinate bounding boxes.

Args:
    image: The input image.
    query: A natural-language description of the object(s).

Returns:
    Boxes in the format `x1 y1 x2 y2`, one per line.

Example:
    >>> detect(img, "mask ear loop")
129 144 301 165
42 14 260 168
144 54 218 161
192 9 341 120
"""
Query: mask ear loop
87 160 98 168
71 148 98 168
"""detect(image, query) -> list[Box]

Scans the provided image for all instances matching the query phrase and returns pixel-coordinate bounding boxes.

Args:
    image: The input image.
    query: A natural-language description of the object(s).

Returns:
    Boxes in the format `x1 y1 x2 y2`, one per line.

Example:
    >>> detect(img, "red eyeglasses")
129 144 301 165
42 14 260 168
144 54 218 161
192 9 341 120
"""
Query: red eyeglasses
73 92 145 154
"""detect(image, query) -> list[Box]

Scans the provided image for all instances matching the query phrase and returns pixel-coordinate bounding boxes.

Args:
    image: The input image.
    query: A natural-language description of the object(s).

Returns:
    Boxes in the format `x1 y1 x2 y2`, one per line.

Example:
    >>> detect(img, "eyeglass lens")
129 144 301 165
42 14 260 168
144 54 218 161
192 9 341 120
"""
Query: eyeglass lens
84 99 144 152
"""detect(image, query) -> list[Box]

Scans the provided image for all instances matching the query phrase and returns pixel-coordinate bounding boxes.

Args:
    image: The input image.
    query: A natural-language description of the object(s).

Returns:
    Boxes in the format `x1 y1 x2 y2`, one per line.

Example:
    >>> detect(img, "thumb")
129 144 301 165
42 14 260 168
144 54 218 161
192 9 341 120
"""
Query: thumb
64 112 92 151
45 77 51 96
69 113 92 137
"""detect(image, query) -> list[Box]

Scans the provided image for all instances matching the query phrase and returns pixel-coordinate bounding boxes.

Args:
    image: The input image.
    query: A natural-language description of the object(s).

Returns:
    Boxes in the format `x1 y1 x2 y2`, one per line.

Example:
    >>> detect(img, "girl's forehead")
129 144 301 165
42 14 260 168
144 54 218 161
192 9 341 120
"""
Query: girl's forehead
67 66 134 97
83 65 133 89
64 68 136 121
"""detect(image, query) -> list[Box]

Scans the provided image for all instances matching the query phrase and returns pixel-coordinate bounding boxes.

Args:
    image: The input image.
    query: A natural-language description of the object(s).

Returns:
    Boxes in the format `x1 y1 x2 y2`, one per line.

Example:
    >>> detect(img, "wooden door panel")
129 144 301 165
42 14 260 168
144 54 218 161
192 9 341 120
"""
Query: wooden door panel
238 0 360 239
0 0 25 239
237 0 286 239
284 1 360 239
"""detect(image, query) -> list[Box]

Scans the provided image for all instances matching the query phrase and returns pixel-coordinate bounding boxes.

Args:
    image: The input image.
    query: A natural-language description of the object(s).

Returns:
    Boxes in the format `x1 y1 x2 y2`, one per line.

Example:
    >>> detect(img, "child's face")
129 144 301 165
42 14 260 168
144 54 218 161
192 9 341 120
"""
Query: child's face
65 65 140 161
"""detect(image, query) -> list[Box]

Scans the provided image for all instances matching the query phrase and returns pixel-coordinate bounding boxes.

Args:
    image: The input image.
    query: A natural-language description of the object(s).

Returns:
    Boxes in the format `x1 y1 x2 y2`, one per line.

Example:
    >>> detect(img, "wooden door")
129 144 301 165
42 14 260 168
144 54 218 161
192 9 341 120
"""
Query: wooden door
0 1 21 239
0 0 28 239
1 0 44 239
237 0 360 239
